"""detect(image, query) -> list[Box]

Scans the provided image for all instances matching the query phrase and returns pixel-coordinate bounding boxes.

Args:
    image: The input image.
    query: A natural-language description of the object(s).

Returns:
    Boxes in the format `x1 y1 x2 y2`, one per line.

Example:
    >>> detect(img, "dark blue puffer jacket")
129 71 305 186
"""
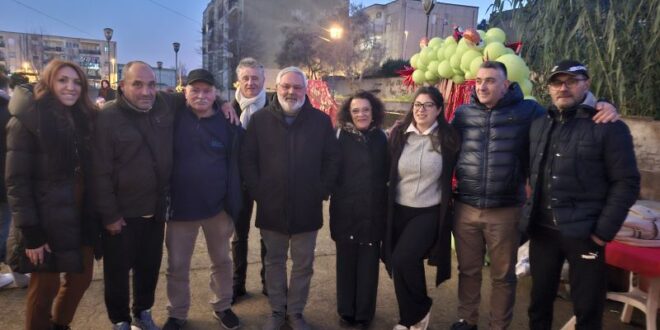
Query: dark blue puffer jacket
451 83 545 208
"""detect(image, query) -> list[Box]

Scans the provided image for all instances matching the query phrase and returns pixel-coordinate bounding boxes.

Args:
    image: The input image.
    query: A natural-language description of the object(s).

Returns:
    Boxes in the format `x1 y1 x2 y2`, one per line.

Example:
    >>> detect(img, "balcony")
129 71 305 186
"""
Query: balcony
44 46 63 52
79 49 101 55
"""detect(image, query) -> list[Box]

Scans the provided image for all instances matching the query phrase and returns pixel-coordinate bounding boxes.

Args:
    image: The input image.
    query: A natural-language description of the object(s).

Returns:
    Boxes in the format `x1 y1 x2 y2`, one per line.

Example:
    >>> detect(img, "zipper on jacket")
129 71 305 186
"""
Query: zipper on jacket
480 110 492 208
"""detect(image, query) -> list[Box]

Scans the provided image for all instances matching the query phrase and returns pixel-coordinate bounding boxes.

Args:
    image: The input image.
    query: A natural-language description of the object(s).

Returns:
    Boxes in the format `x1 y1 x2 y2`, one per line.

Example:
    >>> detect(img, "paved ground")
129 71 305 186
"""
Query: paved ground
0 202 650 329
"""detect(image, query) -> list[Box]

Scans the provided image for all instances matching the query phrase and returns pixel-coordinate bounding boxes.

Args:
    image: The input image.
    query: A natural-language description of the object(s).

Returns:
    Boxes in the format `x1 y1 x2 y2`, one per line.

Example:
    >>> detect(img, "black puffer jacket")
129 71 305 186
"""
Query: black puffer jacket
240 97 340 235
93 93 184 225
0 90 10 203
452 83 545 208
329 127 388 243
6 85 95 273
521 101 640 241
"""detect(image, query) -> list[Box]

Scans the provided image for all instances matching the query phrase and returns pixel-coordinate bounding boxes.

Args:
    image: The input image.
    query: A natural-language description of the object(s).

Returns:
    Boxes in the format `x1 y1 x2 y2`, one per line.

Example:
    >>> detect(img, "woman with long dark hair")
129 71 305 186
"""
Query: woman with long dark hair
6 59 97 330
330 90 388 328
383 86 460 330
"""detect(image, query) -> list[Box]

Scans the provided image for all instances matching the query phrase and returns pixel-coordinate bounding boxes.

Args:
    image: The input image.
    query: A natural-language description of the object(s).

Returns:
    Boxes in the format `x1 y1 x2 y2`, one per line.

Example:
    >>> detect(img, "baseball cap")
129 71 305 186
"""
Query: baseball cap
548 60 589 80
186 69 215 85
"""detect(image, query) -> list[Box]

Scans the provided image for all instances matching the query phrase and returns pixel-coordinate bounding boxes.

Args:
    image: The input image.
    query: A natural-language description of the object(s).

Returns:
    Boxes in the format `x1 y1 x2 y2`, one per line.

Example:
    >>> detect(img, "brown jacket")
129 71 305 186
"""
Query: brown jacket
93 92 184 225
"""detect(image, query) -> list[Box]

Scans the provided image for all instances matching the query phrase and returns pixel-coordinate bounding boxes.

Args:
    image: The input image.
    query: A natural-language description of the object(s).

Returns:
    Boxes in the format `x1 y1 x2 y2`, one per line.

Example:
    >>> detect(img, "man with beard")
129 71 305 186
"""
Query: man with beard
241 67 340 330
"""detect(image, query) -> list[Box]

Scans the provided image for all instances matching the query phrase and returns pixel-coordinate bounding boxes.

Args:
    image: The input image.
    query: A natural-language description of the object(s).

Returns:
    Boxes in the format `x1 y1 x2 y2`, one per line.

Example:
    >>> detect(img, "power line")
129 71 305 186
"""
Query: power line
10 0 94 38
147 0 202 26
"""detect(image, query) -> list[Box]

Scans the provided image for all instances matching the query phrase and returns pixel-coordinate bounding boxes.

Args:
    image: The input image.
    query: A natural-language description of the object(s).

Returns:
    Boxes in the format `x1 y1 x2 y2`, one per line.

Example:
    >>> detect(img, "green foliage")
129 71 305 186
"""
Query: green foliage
489 0 659 118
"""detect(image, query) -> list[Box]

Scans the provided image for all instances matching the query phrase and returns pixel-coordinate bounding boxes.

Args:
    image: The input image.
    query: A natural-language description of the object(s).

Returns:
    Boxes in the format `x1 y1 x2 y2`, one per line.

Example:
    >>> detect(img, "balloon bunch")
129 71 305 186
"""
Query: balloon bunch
408 27 535 99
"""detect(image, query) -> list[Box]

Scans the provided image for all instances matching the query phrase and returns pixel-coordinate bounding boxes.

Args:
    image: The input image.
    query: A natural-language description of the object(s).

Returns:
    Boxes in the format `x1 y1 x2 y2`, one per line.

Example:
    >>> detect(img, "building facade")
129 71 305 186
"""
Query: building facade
0 30 116 88
202 0 347 92
117 63 178 90
364 0 478 61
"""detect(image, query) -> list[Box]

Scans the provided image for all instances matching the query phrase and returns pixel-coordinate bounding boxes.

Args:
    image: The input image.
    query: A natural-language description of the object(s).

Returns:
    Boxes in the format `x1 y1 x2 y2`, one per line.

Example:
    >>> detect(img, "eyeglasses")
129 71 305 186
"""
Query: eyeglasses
278 83 304 92
547 78 587 89
413 102 437 110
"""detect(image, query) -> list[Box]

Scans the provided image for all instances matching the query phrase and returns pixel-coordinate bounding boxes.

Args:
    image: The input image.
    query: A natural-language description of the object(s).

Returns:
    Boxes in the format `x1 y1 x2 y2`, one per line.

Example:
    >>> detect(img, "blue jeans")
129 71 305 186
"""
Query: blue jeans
0 203 10 263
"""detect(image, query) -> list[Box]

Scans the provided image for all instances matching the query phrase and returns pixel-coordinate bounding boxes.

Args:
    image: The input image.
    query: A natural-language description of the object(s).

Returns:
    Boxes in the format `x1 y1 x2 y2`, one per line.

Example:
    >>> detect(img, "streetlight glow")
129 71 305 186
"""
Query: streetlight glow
329 26 343 40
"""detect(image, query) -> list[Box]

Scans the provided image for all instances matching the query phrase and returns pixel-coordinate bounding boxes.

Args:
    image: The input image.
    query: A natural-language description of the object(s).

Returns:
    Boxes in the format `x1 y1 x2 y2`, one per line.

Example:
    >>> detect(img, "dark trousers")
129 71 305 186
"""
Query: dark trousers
231 193 266 290
103 217 165 324
391 204 439 327
528 226 607 330
335 240 380 323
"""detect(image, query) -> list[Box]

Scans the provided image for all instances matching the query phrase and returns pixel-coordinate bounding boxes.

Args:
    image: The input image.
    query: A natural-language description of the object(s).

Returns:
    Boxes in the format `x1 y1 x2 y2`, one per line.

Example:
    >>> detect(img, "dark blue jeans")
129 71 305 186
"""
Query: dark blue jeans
0 203 11 263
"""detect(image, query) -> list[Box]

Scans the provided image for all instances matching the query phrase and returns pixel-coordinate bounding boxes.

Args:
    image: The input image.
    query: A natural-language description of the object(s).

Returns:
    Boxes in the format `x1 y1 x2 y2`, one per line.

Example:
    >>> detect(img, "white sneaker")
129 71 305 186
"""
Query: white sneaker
393 324 408 330
0 273 13 288
410 311 430 330
12 272 30 288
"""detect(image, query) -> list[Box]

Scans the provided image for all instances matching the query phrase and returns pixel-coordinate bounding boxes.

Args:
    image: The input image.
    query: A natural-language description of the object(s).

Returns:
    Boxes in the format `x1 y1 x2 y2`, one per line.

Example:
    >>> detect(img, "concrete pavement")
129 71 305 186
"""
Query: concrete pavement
0 202 648 329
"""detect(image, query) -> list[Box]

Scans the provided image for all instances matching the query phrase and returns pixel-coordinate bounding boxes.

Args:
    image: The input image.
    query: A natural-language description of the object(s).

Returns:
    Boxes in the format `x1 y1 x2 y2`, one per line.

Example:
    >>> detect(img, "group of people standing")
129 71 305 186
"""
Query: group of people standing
0 54 640 330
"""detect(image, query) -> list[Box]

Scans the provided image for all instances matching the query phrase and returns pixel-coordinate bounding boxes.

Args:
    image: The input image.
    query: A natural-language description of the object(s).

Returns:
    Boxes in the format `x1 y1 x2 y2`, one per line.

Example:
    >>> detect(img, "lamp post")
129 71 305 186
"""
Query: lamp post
156 61 163 90
172 42 180 85
402 30 409 59
103 28 113 85
422 0 435 38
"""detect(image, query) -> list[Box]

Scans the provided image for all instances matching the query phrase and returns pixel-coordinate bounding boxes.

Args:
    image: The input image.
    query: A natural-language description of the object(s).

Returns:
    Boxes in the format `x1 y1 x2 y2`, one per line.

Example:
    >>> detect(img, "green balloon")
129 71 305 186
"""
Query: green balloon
443 44 457 60
469 56 484 75
436 47 446 62
428 37 443 49
456 38 470 56
437 60 453 79
461 50 482 72
421 47 436 63
483 42 507 61
412 69 426 84
477 30 486 39
496 54 530 84
485 27 506 44
427 60 440 74
452 75 465 84
410 53 420 69
450 53 462 70
425 70 439 82
453 67 464 75
444 36 457 46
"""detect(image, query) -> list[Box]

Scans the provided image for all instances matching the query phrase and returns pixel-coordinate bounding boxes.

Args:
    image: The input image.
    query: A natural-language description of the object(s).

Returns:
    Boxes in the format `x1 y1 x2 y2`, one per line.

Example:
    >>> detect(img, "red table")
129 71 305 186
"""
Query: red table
605 241 660 330
561 241 660 330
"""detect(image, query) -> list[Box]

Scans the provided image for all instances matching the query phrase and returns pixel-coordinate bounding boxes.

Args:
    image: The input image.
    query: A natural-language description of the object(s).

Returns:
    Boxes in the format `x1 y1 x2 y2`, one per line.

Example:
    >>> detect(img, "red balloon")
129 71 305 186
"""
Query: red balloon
463 28 481 45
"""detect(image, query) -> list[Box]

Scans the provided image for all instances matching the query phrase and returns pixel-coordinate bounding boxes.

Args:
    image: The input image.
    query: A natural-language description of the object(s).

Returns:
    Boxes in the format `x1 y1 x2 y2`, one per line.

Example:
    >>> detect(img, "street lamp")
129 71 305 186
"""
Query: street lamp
329 25 343 40
103 28 113 84
422 0 435 38
402 30 409 59
156 61 163 89
172 42 180 85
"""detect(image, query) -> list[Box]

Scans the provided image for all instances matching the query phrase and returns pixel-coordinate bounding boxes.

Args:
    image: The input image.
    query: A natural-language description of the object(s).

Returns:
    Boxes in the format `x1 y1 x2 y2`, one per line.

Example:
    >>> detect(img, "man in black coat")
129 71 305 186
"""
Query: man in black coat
241 67 340 330
521 60 640 329
230 57 270 302
450 61 619 330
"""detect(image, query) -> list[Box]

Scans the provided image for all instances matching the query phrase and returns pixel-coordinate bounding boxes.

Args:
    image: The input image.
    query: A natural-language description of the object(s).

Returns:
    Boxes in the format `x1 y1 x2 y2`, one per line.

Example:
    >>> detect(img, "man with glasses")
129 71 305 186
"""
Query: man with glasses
241 67 340 330
450 61 618 330
521 60 639 329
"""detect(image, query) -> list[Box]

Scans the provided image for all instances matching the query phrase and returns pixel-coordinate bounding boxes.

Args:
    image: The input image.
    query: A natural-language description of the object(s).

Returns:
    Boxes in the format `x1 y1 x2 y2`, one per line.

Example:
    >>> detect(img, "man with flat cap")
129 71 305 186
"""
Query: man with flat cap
163 69 243 330
521 60 640 329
